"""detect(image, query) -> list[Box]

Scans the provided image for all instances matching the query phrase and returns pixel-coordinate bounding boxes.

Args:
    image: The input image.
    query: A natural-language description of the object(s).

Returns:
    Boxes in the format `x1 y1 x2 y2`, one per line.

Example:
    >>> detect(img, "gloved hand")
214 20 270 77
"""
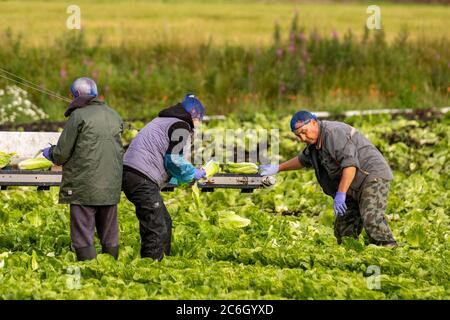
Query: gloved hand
42 147 52 162
258 164 279 176
194 168 206 180
333 192 347 217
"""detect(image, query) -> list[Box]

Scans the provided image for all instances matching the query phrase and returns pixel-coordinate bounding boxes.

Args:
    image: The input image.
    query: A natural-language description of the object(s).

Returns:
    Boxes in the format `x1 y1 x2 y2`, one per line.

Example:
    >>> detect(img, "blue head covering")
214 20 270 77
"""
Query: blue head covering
70 77 98 98
181 94 205 120
290 111 318 131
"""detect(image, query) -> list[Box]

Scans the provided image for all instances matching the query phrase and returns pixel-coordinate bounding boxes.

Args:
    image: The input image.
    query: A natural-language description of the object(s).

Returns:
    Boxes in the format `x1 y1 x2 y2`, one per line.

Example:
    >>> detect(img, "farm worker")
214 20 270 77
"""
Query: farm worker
259 111 397 247
42 77 124 261
122 94 206 260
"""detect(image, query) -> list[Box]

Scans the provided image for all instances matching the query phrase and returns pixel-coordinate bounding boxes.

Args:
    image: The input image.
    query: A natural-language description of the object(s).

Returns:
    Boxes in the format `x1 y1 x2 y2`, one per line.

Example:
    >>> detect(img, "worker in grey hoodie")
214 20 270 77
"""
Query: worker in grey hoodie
122 94 206 260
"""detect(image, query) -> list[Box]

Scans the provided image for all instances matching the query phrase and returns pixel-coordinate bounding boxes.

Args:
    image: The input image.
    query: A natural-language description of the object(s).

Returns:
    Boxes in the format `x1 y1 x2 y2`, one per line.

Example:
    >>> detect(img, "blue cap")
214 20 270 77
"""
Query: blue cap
181 94 205 120
290 111 317 131
70 77 98 98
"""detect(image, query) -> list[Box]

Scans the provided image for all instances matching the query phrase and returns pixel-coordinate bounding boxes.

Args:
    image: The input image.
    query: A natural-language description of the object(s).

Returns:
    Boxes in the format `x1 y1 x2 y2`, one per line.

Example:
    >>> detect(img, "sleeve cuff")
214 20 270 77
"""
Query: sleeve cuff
340 158 359 169
48 145 56 164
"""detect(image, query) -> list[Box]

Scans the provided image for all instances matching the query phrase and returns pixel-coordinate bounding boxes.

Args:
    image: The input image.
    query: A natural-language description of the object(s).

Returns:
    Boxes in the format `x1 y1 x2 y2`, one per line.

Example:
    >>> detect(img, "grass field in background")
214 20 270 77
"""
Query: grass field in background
0 1 448 120
0 0 449 47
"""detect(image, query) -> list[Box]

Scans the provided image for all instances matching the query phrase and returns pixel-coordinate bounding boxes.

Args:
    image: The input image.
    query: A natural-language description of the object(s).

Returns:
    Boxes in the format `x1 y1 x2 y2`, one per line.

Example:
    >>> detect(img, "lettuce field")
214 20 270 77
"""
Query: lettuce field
0 113 449 299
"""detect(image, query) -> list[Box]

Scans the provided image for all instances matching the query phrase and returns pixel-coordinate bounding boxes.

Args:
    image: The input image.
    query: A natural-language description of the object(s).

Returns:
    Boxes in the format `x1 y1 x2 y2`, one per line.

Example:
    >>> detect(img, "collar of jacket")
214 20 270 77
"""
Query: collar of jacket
315 120 324 150
158 103 194 131
64 95 101 117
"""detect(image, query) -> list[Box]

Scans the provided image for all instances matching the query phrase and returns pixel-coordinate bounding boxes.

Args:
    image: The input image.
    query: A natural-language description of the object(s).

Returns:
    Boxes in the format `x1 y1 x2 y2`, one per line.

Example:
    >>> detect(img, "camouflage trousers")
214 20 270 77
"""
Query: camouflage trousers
334 178 397 246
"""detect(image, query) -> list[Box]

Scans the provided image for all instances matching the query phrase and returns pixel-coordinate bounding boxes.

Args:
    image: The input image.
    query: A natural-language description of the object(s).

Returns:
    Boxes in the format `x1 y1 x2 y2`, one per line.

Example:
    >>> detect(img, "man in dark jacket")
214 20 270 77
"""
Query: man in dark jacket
42 77 124 261
259 111 397 247
122 94 206 260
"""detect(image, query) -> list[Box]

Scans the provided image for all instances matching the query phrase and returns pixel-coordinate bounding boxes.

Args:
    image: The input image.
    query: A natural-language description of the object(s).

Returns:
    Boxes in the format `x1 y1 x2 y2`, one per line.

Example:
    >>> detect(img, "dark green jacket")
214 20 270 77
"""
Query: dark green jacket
50 97 124 205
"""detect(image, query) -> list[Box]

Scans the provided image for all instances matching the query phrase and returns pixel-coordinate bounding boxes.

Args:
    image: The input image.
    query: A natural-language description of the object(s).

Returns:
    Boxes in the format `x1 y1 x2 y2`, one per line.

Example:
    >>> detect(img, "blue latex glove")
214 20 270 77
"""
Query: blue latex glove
333 192 347 217
42 147 52 162
258 164 279 176
194 168 206 180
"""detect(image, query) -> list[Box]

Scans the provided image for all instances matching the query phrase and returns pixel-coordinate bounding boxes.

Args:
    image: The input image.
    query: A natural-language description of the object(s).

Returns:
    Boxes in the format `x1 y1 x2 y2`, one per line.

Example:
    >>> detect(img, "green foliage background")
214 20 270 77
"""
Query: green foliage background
0 13 449 121
0 0 449 300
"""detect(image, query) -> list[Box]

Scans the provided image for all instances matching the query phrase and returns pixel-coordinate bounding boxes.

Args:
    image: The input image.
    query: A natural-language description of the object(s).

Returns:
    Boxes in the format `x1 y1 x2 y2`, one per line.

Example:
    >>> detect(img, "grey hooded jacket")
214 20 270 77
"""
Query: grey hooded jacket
123 104 193 188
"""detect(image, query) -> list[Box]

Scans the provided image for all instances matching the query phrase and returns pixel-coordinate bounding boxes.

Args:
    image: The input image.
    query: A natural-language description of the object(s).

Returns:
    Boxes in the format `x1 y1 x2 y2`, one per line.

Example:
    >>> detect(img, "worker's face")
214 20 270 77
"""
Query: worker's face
293 119 319 145
192 117 202 128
